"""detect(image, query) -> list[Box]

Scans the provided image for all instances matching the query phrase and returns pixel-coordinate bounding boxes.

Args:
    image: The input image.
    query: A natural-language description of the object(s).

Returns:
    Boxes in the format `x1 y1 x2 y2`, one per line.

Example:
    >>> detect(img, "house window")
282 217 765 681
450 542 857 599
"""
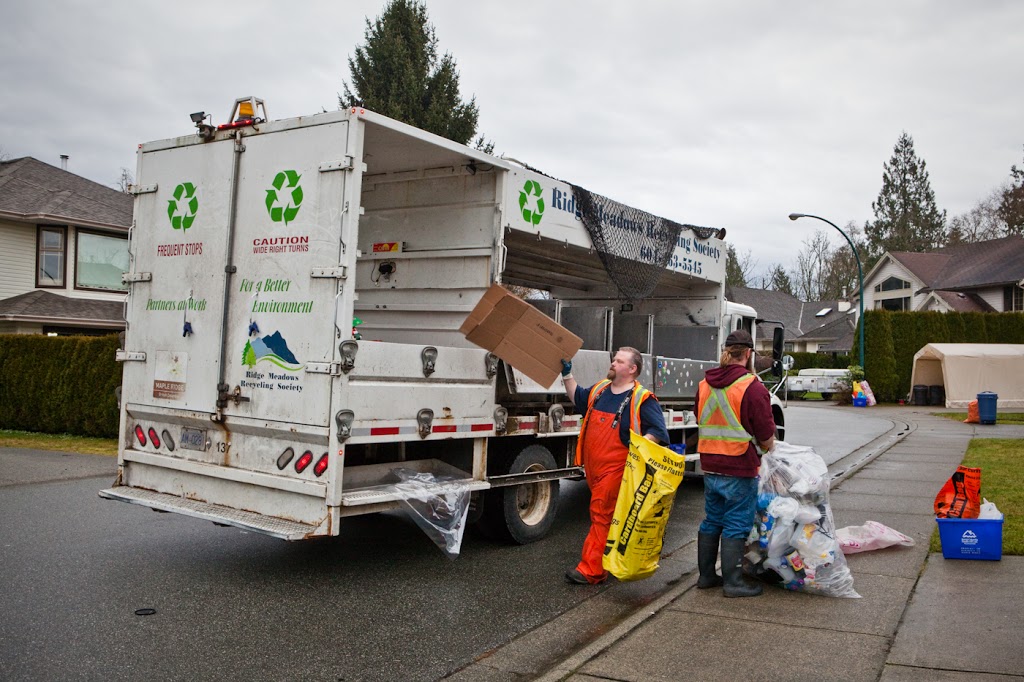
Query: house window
75 230 129 292
880 297 910 311
1006 285 1024 312
37 226 67 287
784 342 795 352
880 276 911 292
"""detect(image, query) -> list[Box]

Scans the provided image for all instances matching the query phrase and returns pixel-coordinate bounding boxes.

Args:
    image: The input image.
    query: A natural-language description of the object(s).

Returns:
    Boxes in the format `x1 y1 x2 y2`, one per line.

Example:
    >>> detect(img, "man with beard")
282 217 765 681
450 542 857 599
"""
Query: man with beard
561 347 669 584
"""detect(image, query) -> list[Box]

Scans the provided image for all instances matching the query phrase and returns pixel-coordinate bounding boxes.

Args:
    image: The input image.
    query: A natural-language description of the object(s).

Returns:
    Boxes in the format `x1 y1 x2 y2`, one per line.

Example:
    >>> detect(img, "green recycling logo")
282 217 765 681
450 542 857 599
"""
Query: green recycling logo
518 180 545 226
167 182 198 231
265 170 303 225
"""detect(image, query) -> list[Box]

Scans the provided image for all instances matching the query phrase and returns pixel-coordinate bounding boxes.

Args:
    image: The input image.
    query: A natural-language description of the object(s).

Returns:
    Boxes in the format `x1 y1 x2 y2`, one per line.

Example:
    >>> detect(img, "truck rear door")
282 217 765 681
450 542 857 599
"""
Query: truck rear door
107 115 353 538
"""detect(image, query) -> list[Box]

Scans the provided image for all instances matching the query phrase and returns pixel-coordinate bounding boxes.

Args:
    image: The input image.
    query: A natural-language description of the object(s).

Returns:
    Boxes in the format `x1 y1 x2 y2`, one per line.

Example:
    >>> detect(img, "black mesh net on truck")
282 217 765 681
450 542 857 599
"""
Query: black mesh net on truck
570 184 723 302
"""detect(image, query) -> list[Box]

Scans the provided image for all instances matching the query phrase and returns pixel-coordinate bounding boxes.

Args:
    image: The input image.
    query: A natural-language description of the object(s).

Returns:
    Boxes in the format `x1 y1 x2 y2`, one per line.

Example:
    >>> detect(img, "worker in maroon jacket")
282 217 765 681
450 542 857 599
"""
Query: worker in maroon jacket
695 329 776 597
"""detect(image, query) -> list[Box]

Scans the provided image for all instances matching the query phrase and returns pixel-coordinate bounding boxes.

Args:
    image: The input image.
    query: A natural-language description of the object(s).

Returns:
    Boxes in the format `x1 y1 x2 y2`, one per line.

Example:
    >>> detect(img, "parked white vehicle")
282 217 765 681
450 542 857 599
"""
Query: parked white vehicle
786 368 850 400
101 98 785 543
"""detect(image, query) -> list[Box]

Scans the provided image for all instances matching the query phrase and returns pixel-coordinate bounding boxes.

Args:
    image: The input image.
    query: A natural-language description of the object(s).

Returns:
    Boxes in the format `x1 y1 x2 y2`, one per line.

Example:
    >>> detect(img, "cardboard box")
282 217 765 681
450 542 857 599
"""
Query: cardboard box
460 284 583 387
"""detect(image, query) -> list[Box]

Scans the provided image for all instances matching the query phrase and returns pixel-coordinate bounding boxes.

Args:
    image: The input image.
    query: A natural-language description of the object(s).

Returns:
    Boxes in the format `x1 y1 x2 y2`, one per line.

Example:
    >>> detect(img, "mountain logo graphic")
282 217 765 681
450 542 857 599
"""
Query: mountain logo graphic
961 530 979 545
242 330 303 371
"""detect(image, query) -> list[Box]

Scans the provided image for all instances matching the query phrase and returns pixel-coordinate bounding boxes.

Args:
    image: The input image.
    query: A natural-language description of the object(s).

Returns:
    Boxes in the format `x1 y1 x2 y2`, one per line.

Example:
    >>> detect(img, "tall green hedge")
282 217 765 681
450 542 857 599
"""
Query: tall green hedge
787 352 851 373
0 335 121 437
860 310 1024 402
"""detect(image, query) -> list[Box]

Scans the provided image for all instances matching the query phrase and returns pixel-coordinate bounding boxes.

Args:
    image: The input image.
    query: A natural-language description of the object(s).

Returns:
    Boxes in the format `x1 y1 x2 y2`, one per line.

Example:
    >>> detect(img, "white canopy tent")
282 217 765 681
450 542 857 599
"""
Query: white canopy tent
910 343 1024 408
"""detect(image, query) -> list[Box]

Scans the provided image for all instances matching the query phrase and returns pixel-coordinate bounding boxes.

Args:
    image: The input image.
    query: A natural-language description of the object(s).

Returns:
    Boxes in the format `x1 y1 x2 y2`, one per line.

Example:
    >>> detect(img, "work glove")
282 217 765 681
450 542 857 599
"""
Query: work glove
560 359 572 377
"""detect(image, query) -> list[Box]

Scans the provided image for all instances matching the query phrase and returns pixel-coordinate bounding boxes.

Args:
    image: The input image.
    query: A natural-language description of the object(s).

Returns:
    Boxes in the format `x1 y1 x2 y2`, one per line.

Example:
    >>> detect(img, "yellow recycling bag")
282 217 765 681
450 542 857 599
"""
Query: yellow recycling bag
603 432 687 581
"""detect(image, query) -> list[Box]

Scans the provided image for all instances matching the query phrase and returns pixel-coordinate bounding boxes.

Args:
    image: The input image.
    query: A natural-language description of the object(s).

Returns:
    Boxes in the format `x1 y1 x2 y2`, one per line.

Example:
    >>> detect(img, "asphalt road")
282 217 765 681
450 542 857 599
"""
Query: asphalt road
0 403 894 681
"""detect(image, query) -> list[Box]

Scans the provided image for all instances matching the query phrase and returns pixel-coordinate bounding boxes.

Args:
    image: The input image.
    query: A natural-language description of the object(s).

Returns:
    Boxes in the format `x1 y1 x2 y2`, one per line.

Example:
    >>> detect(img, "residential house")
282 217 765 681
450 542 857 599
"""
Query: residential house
0 157 131 334
862 235 1024 314
730 287 856 357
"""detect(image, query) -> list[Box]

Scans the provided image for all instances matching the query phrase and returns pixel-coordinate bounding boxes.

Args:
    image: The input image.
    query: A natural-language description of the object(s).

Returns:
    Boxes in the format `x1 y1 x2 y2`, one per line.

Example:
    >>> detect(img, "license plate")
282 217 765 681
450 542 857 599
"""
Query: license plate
180 428 208 451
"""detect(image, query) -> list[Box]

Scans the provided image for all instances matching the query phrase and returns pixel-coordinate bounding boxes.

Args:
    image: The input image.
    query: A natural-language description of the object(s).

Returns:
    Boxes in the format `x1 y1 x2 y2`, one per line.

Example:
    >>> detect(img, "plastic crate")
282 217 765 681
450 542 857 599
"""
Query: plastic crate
936 517 1003 560
668 443 686 455
853 396 868 407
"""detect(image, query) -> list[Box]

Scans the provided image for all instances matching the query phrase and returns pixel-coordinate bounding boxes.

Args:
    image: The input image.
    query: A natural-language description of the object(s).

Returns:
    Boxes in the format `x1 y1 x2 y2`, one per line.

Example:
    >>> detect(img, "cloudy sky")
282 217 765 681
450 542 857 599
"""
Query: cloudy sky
2 1 1021 277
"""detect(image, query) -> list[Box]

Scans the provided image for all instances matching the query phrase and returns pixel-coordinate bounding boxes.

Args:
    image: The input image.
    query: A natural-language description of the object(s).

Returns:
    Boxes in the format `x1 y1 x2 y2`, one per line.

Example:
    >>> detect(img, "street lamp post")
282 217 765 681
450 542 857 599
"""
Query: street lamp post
788 213 865 371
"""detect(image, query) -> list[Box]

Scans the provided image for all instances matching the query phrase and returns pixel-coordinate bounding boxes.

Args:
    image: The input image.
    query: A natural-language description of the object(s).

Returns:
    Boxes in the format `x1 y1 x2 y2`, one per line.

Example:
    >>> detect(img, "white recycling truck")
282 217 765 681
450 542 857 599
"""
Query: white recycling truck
101 97 785 543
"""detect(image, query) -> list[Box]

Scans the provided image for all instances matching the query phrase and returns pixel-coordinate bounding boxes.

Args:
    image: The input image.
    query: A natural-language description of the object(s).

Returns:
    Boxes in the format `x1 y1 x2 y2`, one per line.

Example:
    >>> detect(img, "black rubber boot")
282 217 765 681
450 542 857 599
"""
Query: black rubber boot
696 532 723 589
721 537 763 598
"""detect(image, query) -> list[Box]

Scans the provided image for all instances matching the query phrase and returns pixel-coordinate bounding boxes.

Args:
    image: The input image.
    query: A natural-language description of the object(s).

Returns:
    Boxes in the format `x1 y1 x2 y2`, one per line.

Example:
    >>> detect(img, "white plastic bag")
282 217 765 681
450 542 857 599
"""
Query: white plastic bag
748 441 859 598
835 520 915 554
978 498 1003 520
389 468 472 559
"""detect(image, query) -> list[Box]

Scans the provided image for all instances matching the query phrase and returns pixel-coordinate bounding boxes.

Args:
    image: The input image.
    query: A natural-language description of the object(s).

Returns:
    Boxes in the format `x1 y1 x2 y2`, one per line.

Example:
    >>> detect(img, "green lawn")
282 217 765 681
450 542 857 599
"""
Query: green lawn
0 429 117 456
935 412 1024 424
930 438 1023 556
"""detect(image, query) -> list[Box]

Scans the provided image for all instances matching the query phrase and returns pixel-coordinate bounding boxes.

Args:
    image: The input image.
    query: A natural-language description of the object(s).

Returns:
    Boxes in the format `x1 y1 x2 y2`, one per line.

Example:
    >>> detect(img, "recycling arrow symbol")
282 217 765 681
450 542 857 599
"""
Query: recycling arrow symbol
518 179 544 226
167 182 199 231
265 170 304 225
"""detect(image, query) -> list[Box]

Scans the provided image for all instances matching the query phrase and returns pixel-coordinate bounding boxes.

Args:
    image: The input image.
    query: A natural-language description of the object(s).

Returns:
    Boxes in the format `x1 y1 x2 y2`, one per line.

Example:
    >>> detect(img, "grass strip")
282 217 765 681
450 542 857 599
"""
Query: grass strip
934 412 1024 424
0 429 117 456
930 438 1023 556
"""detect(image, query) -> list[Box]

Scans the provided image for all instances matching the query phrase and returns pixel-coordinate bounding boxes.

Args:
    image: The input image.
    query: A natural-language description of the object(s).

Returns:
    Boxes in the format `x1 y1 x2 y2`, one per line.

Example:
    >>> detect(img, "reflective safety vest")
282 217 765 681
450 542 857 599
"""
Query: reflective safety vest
697 373 757 456
574 380 654 466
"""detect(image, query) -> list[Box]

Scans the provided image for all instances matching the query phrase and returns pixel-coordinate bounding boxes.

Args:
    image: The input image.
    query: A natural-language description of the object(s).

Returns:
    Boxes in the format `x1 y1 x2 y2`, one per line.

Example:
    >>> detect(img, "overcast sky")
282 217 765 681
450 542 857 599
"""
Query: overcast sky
2 1 1021 278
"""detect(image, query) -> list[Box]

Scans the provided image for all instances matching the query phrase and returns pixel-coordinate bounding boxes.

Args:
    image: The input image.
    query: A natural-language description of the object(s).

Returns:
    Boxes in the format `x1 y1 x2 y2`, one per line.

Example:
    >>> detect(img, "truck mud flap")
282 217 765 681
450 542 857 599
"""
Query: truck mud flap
99 487 320 541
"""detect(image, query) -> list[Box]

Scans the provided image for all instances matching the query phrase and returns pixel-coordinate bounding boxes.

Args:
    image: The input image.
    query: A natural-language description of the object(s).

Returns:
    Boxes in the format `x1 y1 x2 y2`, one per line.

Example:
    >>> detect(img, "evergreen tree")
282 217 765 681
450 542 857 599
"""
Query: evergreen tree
997 145 1024 236
865 132 947 260
766 263 794 295
725 244 753 288
341 0 484 146
242 340 256 368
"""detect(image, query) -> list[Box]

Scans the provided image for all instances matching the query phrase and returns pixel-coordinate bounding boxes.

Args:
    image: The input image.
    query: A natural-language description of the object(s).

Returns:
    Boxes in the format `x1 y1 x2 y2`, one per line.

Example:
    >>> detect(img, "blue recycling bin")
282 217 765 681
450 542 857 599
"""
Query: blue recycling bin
977 391 998 425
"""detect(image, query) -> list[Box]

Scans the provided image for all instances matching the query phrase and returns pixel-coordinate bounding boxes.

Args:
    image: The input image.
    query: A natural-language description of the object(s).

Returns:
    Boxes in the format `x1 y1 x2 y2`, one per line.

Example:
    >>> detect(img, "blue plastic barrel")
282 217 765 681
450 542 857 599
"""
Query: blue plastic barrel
977 391 998 425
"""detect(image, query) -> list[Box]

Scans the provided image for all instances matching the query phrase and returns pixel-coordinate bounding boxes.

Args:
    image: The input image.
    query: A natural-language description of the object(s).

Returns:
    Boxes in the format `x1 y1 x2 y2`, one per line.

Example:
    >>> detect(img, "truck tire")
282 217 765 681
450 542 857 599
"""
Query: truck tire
820 392 833 401
789 391 806 400
479 445 560 545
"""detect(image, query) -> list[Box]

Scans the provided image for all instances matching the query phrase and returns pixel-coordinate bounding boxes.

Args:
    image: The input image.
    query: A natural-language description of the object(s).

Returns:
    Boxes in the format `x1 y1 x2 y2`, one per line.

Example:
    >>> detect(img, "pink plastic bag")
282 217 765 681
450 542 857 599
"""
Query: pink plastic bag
835 520 914 553
859 380 877 406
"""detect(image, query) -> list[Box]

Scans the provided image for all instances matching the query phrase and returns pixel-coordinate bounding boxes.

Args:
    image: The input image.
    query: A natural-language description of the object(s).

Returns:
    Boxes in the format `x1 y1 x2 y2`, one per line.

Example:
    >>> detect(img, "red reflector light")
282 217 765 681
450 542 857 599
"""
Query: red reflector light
148 428 161 448
313 453 329 477
134 425 147 446
216 119 254 130
295 451 313 473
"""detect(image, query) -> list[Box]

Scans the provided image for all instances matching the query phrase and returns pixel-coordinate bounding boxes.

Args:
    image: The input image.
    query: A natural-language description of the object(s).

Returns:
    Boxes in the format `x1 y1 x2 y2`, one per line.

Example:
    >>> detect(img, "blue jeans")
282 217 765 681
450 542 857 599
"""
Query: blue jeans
699 474 758 539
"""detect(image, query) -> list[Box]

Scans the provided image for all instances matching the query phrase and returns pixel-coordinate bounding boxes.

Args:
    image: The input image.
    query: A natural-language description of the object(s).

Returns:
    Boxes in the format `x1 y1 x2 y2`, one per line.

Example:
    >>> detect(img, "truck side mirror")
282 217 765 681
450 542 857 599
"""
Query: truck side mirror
770 327 786 358
771 327 785 376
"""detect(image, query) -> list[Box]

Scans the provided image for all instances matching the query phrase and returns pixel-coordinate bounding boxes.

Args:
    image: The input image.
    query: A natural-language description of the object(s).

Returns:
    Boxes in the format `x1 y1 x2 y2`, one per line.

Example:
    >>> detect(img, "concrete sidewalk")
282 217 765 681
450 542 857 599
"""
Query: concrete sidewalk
458 407 1024 681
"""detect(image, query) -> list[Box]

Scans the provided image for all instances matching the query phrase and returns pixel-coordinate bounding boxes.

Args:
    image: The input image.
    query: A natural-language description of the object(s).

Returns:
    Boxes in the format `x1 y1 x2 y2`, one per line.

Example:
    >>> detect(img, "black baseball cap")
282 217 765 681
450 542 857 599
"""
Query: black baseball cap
725 330 754 348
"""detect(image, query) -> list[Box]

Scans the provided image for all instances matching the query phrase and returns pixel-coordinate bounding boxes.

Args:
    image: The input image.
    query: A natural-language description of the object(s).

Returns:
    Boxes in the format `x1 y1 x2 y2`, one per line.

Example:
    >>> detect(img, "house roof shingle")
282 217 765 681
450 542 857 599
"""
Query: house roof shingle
890 236 1024 291
0 157 132 229
0 290 124 326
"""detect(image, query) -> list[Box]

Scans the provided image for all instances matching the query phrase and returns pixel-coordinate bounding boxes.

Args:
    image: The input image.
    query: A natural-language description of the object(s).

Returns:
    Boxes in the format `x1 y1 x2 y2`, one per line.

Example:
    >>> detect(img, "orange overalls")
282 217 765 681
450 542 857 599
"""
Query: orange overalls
574 381 653 583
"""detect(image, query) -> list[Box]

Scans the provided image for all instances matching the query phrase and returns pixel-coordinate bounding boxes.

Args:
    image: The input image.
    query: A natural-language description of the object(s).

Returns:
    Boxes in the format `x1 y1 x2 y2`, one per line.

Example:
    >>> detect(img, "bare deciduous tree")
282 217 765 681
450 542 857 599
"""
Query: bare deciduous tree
948 187 1009 244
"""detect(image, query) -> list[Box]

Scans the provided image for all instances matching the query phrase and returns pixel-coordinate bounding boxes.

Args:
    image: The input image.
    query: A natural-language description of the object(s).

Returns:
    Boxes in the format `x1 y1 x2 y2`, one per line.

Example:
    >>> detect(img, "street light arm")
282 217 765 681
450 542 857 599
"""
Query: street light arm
789 212 866 371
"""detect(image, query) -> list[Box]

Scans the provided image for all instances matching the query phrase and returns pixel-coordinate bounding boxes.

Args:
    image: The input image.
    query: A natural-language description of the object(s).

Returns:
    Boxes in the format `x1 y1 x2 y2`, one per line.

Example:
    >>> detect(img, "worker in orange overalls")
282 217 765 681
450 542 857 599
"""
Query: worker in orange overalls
561 347 669 584
695 329 776 598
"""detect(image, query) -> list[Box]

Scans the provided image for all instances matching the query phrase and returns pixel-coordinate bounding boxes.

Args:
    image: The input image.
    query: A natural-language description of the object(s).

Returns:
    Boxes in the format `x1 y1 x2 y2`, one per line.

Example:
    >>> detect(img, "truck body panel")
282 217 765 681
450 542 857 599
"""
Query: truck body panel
103 105 781 542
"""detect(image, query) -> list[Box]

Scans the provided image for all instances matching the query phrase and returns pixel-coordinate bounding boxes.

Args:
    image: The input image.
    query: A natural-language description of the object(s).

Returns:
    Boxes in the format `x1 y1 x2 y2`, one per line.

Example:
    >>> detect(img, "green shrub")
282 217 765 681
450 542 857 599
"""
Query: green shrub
0 335 120 437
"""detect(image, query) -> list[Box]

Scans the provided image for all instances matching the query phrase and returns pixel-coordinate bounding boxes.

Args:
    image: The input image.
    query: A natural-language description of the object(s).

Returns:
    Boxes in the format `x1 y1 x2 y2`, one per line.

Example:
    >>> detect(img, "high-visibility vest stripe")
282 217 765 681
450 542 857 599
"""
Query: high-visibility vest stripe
697 374 756 456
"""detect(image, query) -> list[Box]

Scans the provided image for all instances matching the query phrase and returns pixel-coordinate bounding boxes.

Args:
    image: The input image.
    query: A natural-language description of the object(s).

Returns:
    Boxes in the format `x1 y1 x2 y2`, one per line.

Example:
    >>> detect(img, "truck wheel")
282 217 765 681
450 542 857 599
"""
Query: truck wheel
789 391 806 400
479 445 560 545
820 392 833 401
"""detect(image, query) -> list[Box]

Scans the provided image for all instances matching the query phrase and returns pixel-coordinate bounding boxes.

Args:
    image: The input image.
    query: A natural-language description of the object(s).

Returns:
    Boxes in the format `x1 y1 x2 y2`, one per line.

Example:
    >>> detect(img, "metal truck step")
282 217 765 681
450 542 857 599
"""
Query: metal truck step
341 479 489 506
99 487 319 541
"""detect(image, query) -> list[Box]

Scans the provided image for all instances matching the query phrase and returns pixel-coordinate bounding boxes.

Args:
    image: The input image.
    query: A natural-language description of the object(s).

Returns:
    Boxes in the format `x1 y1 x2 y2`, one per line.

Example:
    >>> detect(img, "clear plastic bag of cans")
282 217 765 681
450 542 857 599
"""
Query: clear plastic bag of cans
746 441 860 598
